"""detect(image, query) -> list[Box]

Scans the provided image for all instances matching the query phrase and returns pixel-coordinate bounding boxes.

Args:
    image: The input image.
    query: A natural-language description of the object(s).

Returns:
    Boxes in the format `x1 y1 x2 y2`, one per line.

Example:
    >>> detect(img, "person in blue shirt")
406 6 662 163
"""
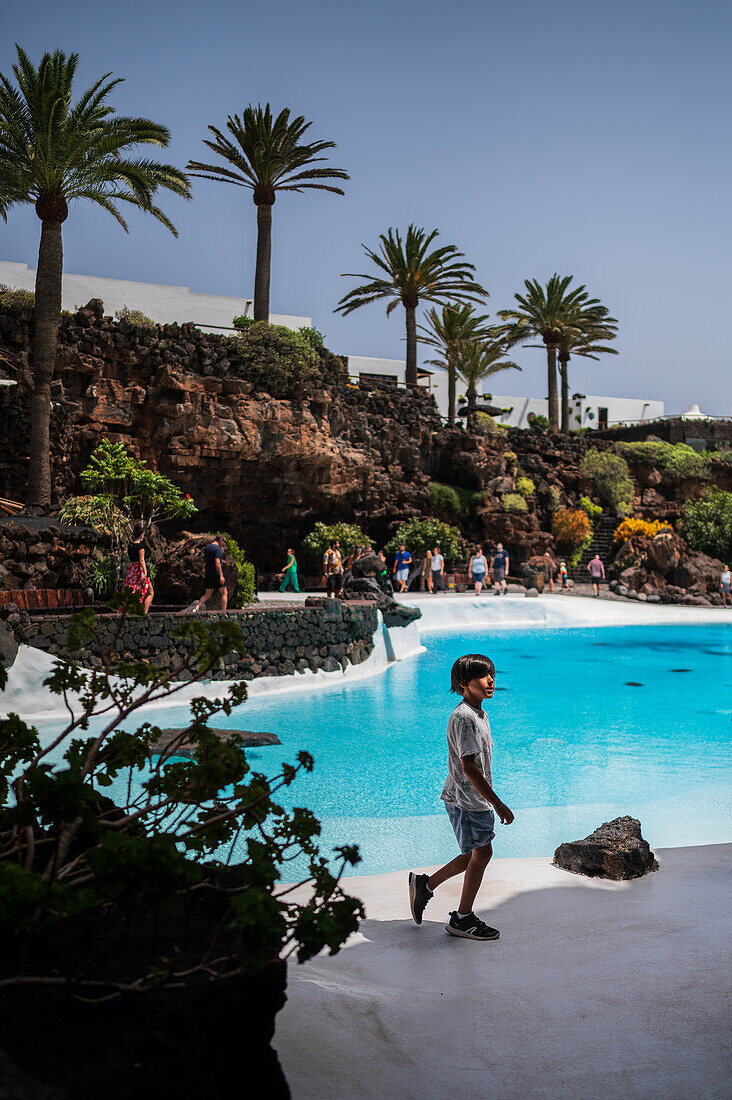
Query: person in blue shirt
195 534 228 611
490 543 509 595
393 545 412 593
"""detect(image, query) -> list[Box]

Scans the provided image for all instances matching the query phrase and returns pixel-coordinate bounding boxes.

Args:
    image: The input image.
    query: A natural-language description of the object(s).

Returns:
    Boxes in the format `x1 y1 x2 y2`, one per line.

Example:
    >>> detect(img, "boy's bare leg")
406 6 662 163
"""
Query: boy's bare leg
196 588 213 611
426 852 470 892
220 587 228 611
457 843 493 914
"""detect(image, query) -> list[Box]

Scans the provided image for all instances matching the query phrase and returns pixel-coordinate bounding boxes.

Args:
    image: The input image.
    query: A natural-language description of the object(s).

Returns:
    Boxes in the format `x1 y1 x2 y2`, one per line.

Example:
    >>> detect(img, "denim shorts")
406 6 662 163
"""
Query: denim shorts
444 802 496 853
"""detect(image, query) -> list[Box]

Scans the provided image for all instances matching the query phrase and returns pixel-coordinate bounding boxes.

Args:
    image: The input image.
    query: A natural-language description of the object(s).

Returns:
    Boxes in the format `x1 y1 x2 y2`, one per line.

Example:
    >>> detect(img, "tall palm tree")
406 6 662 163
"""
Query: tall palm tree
188 104 348 321
419 303 492 423
0 46 190 508
335 225 487 387
454 332 521 420
557 308 618 432
497 274 592 431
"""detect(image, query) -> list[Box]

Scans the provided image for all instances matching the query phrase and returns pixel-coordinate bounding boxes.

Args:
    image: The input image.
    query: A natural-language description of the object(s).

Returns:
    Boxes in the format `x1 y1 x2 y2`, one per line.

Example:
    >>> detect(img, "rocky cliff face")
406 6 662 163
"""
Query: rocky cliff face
0 301 726 580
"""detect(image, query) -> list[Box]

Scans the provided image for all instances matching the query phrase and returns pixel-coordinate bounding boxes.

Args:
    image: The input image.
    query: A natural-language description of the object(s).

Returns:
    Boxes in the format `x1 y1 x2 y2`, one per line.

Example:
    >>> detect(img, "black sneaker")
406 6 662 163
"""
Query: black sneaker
408 872 433 925
446 911 500 940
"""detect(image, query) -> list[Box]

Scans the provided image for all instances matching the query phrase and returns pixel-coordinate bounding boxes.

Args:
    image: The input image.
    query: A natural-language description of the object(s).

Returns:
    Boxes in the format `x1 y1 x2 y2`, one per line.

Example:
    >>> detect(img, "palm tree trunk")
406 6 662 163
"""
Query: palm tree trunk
405 304 417 387
546 344 559 430
254 202 272 321
560 358 570 434
447 356 456 423
27 219 63 508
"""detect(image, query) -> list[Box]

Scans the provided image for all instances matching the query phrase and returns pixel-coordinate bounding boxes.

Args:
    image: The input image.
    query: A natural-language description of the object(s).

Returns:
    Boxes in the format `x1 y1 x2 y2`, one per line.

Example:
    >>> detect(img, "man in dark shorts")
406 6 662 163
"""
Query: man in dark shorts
195 534 228 611
322 540 344 598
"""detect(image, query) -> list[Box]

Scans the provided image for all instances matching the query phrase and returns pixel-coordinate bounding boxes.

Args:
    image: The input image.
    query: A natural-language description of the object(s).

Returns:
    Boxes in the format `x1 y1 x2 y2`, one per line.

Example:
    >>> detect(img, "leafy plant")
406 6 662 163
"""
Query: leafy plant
298 325 324 347
501 493 528 514
383 518 467 562
616 440 715 480
87 553 118 599
225 534 257 605
232 322 319 397
552 508 591 555
679 488 732 561
232 314 254 330
614 517 673 543
528 412 551 430
302 522 372 563
580 448 635 512
58 494 127 534
80 440 197 534
473 412 507 433
0 604 363 995
0 284 34 313
504 450 518 466
516 476 535 498
547 485 562 512
580 495 602 518
114 306 156 328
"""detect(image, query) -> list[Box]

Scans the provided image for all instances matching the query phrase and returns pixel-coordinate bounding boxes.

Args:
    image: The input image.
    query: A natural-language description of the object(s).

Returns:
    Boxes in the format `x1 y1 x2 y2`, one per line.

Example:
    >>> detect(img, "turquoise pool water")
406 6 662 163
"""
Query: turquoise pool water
197 621 732 875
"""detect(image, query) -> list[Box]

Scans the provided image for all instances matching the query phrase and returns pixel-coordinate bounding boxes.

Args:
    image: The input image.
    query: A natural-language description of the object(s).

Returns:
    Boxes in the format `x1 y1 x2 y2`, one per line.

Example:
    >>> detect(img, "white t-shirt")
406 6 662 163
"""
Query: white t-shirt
440 700 493 811
722 570 731 587
431 554 444 571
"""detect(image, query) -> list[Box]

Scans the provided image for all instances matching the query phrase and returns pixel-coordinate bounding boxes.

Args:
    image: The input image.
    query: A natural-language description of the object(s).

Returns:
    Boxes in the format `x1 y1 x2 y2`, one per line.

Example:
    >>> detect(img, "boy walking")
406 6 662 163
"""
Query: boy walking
409 654 514 940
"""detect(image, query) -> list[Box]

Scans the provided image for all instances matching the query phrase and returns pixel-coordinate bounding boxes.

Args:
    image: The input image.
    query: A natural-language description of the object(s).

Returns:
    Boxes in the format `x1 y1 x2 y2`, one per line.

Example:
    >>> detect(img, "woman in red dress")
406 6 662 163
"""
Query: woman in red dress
122 526 154 613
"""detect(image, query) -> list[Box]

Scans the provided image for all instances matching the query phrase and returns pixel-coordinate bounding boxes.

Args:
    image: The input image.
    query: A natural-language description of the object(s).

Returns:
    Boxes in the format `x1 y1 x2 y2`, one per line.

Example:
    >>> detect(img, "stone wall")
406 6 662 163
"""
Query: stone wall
8 600 379 680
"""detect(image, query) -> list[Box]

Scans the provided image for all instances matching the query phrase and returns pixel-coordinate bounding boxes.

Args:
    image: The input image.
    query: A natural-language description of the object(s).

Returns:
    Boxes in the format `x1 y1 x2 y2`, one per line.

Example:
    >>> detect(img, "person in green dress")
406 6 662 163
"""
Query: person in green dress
279 548 300 593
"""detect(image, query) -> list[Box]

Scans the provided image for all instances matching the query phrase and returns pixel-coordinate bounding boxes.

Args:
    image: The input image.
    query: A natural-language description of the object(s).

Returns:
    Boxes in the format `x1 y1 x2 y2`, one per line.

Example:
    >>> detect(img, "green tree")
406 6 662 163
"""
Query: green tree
188 104 348 322
679 487 732 561
453 331 521 420
556 308 618 433
384 517 467 563
419 303 491 423
302 522 372 565
0 46 190 508
336 225 487 387
580 448 635 512
497 274 596 431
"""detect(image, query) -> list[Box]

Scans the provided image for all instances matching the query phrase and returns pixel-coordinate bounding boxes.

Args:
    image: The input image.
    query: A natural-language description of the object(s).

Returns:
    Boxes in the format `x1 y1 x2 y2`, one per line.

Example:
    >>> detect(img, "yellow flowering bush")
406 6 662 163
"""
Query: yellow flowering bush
614 517 673 543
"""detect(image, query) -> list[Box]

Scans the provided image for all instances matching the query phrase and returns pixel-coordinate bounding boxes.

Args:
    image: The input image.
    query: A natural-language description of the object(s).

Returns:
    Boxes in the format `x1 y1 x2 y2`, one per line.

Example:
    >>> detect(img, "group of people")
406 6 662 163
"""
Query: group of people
467 545 510 595
121 530 229 614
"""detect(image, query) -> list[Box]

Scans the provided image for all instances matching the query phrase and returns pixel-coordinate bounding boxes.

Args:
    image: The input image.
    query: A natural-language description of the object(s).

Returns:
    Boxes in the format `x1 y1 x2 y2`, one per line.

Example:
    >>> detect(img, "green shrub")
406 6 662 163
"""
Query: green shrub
298 325 324 348
547 485 562 512
580 449 635 512
528 412 551 430
474 412 506 433
58 494 126 534
503 450 518 466
0 608 363 992
501 493 528 514
115 306 156 328
0 285 34 313
302 522 372 564
231 321 319 398
616 440 712 479
383 518 467 563
516 476 535 498
232 314 254 330
679 487 732 561
580 495 603 518
224 535 257 605
88 553 118 599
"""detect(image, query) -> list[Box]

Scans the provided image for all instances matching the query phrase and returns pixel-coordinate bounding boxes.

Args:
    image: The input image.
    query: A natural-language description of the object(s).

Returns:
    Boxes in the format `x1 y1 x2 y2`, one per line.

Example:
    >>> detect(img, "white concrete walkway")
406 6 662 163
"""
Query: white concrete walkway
276 844 732 1100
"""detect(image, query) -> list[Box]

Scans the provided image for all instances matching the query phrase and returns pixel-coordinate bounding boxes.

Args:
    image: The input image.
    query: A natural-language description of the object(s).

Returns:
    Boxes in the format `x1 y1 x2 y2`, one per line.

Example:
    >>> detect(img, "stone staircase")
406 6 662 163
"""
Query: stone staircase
567 514 617 580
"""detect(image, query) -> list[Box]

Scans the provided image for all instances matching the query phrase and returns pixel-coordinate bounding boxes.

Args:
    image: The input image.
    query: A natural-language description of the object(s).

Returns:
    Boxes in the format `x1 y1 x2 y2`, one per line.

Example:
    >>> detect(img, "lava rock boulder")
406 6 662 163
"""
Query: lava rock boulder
553 816 659 880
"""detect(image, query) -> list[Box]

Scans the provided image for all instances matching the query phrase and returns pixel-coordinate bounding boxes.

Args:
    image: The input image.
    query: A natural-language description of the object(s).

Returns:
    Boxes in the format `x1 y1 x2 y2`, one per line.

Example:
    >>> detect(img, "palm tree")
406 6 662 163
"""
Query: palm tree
188 104 348 321
419 303 492 423
454 332 521 422
497 274 593 431
0 46 190 508
557 309 618 432
335 225 487 387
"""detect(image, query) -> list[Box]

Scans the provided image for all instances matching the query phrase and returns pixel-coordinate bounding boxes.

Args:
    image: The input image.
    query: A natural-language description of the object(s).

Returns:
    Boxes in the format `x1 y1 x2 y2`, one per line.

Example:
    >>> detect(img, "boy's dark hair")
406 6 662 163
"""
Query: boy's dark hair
450 653 495 693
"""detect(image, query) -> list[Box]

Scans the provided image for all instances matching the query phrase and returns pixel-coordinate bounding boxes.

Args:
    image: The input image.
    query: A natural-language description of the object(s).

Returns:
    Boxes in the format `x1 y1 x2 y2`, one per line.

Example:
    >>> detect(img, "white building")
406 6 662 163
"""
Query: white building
490 393 665 430
0 261 310 333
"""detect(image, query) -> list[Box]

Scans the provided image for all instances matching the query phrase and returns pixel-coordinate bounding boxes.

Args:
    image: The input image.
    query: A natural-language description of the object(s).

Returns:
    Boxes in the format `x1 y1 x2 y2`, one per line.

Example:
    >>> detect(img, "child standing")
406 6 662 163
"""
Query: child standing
409 654 514 940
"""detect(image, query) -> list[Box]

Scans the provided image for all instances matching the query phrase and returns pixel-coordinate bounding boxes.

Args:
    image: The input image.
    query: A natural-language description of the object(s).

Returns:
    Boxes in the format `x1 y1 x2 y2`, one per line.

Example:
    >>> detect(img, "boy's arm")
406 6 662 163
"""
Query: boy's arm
461 754 514 824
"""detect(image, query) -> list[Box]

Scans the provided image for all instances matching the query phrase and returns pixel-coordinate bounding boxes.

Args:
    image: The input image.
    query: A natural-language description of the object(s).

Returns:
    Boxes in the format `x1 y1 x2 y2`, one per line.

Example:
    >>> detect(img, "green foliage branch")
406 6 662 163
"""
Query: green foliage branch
114 305 156 328
302 522 372 564
615 440 732 480
679 487 732 561
383 517 467 563
501 493 528 514
580 448 635 513
231 321 319 397
225 535 257 605
0 284 34 313
0 601 363 997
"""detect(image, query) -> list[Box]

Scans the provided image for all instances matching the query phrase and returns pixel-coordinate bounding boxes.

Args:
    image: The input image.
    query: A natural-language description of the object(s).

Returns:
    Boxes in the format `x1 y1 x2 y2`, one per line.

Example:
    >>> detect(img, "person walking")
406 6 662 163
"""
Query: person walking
587 553 605 597
407 653 514 940
469 547 488 595
491 544 509 595
393 545 413 593
431 546 447 592
322 540 344 599
423 548 434 593
542 551 555 594
279 548 300 593
122 525 154 613
721 565 731 607
559 560 569 591
195 535 228 612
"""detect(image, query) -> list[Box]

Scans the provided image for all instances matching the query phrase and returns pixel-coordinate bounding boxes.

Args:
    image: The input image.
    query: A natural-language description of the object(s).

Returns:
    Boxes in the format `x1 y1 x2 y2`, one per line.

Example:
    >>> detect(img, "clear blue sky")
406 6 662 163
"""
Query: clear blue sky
3 0 731 414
